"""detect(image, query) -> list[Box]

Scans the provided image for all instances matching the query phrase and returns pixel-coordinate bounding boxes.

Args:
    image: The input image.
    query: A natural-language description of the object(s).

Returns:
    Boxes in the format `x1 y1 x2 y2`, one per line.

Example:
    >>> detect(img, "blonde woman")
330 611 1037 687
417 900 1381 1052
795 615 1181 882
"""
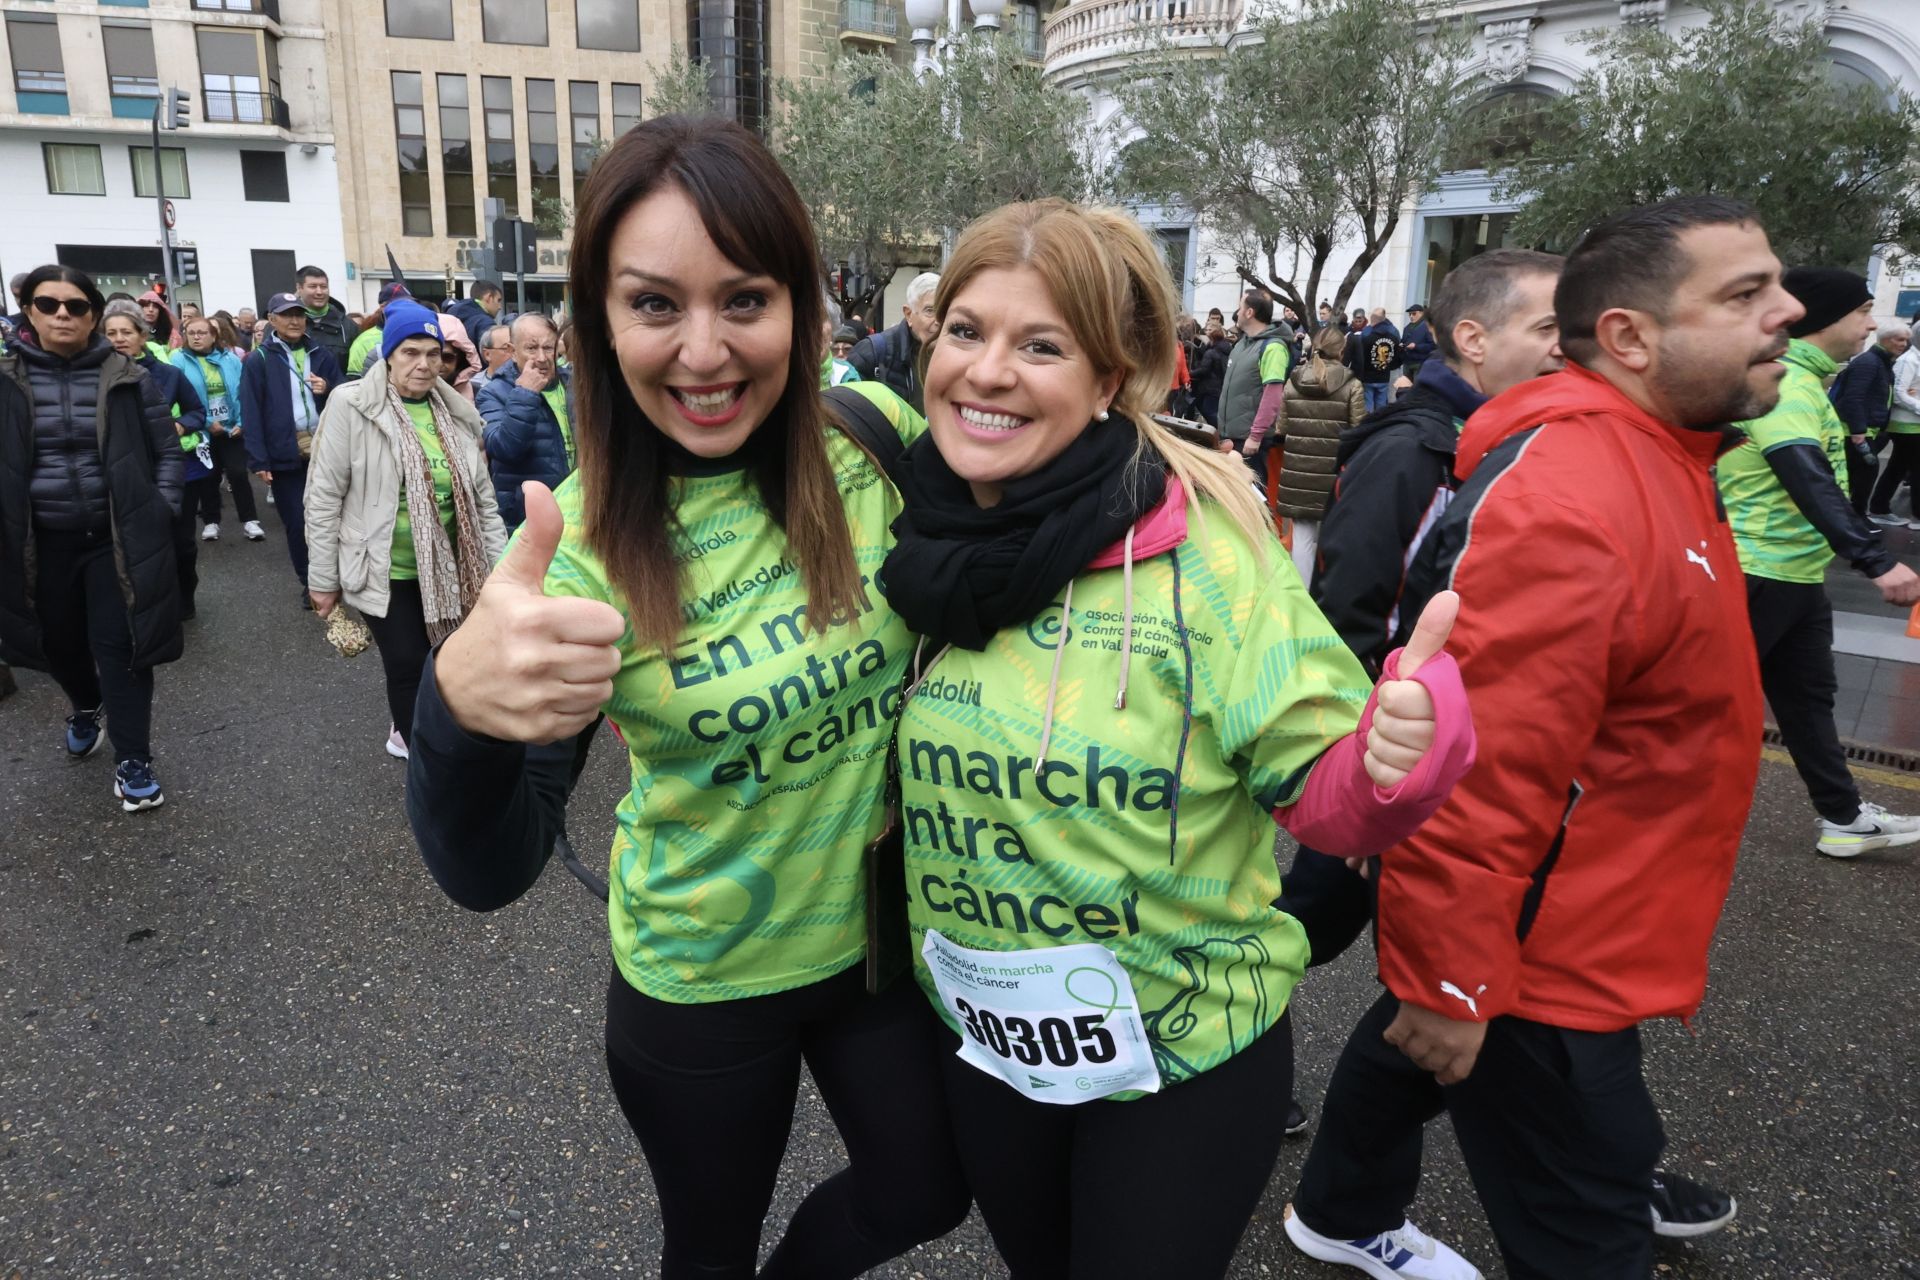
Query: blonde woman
879 200 1478 1277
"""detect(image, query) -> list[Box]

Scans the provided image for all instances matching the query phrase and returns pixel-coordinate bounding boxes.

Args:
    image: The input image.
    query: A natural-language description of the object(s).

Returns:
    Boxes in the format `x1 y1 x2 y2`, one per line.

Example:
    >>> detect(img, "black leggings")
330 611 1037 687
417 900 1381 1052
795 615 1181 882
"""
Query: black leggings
1869 432 1920 515
941 1009 1295 1280
35 530 156 761
604 964 970 1280
364 580 431 743
201 433 259 523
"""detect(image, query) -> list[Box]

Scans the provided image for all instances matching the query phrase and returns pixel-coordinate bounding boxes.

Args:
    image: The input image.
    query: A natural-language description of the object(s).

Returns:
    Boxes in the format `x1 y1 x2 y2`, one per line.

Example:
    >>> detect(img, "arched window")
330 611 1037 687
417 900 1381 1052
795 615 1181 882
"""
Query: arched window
1445 85 1559 173
1828 53 1894 104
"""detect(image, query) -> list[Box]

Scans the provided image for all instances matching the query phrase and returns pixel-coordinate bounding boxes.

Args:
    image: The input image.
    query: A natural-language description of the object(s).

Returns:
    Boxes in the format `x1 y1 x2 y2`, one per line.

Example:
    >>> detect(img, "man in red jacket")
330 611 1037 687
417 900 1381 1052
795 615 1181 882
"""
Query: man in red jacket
1283 195 1800 1280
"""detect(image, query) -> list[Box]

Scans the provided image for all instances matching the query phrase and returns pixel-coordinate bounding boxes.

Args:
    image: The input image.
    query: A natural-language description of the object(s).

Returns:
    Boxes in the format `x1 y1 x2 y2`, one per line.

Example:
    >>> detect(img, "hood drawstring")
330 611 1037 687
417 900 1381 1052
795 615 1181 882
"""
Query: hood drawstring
1114 523 1136 710
1036 579 1073 765
1167 547 1194 865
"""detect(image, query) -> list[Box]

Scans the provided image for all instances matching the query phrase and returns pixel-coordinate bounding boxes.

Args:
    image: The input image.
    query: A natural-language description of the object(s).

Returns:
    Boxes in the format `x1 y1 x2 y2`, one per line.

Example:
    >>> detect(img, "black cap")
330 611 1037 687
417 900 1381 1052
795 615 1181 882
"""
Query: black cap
1783 267 1871 338
1407 302 1426 315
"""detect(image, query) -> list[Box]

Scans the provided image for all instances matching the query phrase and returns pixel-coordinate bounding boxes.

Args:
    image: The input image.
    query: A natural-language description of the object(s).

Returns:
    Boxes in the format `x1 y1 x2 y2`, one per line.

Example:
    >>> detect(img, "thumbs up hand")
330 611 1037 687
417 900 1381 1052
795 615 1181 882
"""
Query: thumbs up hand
436 482 626 744
1363 591 1458 790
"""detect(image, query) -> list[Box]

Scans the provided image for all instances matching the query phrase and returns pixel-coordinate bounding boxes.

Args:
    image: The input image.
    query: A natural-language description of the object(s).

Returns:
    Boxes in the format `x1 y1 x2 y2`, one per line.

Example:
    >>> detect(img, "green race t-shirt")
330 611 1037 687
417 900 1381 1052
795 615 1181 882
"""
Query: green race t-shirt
348 327 382 376
531 384 927 1003
542 384 574 465
1259 341 1292 384
898 498 1371 1091
1719 339 1847 584
390 399 456 581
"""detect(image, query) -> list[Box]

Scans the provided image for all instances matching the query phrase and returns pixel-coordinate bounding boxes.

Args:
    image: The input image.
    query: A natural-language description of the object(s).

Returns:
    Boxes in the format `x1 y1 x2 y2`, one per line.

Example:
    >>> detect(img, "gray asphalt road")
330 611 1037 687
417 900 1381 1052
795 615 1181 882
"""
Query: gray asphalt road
3 503 1917 1279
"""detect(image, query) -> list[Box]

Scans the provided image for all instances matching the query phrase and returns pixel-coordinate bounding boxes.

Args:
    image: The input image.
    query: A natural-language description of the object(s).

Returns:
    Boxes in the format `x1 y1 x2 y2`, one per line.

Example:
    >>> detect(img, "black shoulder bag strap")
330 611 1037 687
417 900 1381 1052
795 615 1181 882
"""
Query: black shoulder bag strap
823 383 907 481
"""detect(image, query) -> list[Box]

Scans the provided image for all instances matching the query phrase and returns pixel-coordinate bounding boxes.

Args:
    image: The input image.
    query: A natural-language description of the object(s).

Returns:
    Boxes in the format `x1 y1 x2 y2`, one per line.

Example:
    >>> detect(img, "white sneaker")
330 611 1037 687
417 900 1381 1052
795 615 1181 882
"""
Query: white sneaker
201 523 220 541
1818 801 1920 857
385 728 409 761
242 520 266 541
1869 513 1906 527
1284 1205 1483 1280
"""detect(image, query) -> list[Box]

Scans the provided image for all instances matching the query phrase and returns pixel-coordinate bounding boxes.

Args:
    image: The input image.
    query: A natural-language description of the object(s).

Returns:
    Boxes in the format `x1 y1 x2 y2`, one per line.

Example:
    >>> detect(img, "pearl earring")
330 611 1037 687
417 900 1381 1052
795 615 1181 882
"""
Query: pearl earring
1095 409 1110 422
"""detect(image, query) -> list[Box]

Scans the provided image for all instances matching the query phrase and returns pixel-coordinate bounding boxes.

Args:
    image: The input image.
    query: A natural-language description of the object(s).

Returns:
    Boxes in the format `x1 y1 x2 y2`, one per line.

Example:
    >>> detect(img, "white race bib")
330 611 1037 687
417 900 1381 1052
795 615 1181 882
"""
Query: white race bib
922 928 1161 1104
207 398 231 426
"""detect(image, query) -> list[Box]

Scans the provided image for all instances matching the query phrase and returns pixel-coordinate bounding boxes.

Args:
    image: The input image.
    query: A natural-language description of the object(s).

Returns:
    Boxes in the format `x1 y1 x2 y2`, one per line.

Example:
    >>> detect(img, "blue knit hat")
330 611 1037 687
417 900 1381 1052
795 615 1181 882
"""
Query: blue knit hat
381 299 443 362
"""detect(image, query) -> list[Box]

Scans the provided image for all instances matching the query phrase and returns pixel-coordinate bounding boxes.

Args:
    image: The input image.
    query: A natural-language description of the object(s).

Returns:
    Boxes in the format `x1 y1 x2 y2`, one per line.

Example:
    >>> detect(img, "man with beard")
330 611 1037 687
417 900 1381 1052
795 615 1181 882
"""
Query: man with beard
1716 268 1920 858
1284 197 1799 1280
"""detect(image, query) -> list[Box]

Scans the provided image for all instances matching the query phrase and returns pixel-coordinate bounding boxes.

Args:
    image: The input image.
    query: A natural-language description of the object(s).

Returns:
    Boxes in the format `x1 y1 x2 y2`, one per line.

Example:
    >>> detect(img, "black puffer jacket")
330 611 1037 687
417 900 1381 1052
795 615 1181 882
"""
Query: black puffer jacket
0 337 183 670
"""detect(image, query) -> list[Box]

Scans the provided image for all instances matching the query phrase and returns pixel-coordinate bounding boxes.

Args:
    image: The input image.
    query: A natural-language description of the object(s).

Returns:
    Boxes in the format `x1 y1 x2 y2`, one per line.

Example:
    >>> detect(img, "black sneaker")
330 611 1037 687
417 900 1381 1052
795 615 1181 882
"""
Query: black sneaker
300 588 314 611
1284 1098 1311 1139
1650 1170 1736 1238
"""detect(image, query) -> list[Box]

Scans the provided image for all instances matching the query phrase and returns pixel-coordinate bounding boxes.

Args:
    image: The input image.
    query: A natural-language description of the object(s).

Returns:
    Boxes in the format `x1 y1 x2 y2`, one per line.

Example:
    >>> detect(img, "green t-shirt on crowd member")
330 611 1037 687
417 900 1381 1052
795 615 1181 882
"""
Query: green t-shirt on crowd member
1718 338 1848 585
390 398 456 581
348 327 382 376
542 384 574 466
526 382 927 1004
898 498 1371 1093
1259 340 1292 385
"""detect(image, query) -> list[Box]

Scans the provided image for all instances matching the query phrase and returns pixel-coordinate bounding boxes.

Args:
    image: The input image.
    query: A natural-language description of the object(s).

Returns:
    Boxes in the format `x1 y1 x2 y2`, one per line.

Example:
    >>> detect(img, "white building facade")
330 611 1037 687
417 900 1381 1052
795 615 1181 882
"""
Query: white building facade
0 0 344 317
1043 0 1920 323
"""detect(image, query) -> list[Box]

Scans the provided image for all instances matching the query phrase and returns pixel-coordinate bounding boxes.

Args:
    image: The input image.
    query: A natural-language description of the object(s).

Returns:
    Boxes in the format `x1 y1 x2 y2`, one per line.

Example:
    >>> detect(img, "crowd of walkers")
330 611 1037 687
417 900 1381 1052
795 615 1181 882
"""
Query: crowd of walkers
5 112 1919 1280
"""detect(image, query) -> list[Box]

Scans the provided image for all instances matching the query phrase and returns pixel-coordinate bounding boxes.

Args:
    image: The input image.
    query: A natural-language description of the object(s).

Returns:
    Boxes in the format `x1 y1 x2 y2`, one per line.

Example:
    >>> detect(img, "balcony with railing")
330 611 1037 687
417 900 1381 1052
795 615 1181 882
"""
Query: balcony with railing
840 0 900 44
1043 0 1241 81
203 89 292 128
192 0 283 20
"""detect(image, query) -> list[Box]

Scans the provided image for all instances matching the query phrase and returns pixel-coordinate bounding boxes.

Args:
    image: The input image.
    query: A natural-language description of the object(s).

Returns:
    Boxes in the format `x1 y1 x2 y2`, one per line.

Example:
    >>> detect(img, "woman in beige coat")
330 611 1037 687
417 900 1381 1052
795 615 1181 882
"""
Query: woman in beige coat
305 301 507 759
1276 322 1365 583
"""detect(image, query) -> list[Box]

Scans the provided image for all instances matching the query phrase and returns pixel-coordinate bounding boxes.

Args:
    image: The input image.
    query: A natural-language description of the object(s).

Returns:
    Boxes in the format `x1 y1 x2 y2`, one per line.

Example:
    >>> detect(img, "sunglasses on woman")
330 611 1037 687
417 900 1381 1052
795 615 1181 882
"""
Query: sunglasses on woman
31 296 94 318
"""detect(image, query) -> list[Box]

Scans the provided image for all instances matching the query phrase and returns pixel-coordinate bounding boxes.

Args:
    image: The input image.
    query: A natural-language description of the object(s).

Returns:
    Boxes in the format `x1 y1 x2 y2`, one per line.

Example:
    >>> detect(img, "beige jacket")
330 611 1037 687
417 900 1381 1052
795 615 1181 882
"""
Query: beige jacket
304 358 507 618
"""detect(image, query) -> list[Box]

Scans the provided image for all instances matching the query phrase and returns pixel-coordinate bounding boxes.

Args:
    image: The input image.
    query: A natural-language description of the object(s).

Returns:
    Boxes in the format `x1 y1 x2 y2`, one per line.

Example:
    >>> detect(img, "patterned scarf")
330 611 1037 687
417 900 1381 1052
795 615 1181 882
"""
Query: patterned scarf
377 383 490 643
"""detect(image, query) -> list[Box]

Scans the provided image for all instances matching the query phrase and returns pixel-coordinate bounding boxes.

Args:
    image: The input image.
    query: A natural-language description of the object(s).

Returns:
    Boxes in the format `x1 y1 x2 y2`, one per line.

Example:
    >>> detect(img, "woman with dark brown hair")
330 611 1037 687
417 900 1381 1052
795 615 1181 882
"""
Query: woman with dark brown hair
405 116 969 1278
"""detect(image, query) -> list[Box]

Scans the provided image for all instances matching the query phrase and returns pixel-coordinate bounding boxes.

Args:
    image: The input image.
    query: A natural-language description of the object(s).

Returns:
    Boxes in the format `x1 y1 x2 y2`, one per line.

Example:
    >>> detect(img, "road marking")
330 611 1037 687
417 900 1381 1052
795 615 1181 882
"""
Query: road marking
1762 746 1920 793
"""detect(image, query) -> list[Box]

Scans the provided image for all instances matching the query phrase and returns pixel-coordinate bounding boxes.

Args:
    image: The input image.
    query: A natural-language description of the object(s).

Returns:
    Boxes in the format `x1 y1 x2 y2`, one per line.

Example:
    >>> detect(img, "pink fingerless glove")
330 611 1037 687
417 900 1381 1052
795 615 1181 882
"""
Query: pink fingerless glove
1272 645 1476 858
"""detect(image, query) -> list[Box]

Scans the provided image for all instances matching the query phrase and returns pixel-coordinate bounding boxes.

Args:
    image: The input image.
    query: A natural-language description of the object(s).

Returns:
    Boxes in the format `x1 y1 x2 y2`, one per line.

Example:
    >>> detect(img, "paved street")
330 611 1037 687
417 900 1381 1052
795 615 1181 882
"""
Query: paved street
3 492 1918 1280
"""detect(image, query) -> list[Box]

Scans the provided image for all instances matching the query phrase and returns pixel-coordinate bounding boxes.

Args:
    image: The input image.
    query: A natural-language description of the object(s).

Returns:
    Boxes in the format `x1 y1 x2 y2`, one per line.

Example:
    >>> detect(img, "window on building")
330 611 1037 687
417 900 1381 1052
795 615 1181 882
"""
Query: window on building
385 0 452 39
1445 87 1559 172
8 14 66 95
686 0 768 134
569 81 601 195
198 28 269 122
240 149 290 201
130 146 190 198
438 73 477 238
577 0 640 51
103 22 159 99
44 143 105 196
527 79 562 234
483 76 518 216
483 0 547 45
393 70 432 235
612 81 642 136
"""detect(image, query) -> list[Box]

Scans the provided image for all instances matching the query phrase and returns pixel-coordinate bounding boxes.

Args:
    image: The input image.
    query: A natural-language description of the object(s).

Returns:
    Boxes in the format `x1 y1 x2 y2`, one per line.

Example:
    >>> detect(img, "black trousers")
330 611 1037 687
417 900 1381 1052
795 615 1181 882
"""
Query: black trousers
364 580 431 743
1746 575 1860 824
267 466 308 584
1868 432 1920 516
34 530 156 762
201 434 259 524
1294 994 1664 1280
174 476 220 610
1278 844 1373 968
942 1010 1294 1280
604 964 970 1280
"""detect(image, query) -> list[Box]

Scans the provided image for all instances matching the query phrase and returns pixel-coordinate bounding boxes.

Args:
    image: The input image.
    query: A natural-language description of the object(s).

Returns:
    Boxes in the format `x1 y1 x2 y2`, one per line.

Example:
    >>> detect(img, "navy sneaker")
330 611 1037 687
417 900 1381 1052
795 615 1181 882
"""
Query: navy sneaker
65 707 104 760
1650 1170 1737 1238
114 759 165 812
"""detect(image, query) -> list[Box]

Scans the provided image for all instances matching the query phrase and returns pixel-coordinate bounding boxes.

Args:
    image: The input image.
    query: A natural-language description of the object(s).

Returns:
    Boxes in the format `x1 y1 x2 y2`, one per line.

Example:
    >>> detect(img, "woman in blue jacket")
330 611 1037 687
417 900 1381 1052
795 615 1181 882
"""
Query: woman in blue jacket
172 314 262 543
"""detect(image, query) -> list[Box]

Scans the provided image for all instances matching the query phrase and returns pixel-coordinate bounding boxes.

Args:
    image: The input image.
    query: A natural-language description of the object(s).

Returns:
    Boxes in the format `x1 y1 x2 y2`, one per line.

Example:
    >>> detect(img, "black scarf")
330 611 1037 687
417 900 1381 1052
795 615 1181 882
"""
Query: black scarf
882 415 1166 651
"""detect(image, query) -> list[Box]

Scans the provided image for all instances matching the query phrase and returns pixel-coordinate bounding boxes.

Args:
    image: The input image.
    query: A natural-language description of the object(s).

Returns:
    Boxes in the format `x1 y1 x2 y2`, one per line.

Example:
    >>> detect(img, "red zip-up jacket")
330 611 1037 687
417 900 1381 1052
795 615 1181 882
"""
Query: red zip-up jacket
1376 363 1763 1032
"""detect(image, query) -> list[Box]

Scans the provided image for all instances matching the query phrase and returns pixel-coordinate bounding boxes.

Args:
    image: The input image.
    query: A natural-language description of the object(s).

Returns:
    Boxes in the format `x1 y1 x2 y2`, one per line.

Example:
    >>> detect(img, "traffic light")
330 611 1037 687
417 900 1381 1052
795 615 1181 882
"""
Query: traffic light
163 87 192 131
174 248 199 286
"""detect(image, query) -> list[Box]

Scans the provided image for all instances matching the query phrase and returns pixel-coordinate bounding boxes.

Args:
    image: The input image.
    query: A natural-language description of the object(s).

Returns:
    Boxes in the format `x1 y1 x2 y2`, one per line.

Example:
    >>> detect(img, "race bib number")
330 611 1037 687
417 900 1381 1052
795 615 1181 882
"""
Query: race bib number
922 928 1161 1104
208 399 231 427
